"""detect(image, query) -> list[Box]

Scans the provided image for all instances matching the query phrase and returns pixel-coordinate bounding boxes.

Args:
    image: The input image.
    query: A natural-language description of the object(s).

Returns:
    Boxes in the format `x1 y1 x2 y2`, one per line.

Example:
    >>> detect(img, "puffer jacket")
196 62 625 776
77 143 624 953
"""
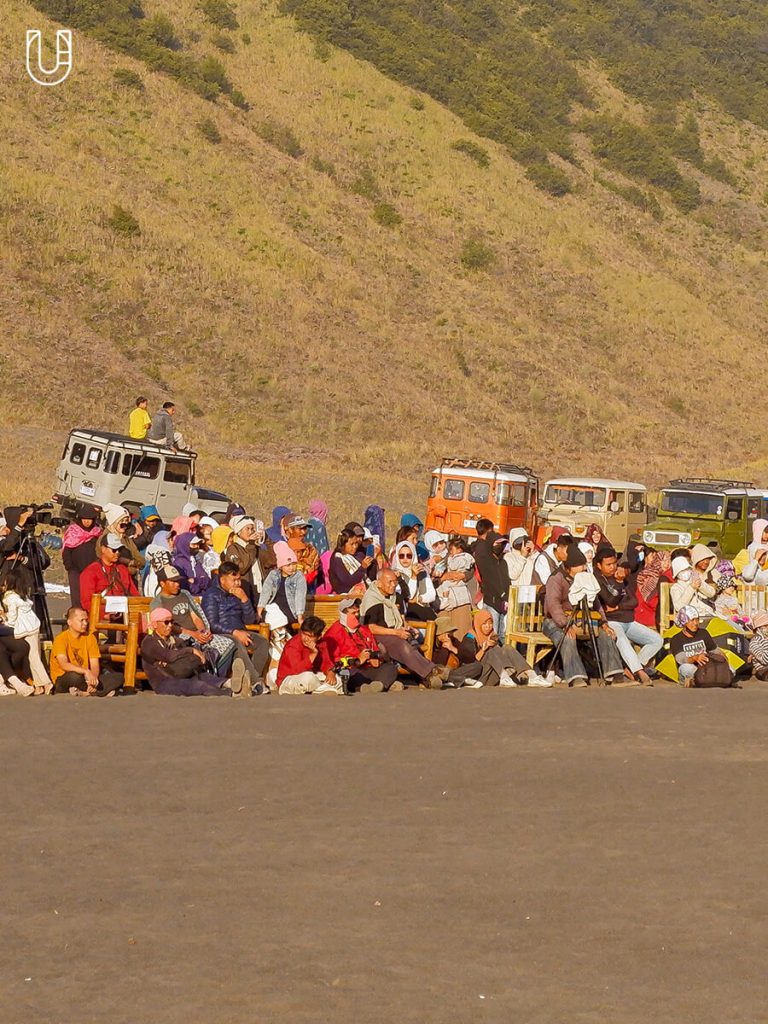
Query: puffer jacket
201 578 256 634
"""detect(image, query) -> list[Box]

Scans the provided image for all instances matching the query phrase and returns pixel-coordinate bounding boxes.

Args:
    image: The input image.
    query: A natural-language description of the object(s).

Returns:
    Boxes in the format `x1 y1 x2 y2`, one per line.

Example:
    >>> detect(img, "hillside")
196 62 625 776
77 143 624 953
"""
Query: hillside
3 0 768 522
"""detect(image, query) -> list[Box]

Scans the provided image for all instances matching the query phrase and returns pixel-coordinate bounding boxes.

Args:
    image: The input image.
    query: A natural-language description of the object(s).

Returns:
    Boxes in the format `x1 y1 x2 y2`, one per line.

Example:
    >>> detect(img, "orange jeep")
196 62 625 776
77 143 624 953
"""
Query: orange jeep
425 458 538 539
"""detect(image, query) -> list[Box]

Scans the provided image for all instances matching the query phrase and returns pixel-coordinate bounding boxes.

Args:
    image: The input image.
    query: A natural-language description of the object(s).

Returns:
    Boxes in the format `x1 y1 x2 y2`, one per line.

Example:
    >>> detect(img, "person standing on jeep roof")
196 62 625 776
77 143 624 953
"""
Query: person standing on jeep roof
147 401 187 452
128 396 151 440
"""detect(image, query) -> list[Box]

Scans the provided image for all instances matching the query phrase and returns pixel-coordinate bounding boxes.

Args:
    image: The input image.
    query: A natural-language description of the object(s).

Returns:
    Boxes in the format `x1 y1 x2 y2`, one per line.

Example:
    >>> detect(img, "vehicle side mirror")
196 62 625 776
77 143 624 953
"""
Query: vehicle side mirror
610 501 620 513
728 511 738 521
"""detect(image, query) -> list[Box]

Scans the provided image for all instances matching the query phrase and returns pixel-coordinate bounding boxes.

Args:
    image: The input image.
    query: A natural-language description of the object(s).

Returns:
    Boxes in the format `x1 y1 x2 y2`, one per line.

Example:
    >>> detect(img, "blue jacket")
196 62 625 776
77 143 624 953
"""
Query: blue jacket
201 578 256 634
258 569 307 618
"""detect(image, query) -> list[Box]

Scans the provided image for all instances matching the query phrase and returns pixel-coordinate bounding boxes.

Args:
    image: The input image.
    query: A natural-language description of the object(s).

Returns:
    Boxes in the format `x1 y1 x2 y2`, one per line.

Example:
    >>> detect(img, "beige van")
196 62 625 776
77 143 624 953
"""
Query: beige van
535 478 647 552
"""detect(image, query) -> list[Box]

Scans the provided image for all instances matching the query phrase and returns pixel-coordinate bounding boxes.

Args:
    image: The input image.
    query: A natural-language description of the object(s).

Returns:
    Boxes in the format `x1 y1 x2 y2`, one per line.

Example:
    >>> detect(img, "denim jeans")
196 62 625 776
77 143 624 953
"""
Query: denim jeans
611 620 664 672
542 618 624 683
488 607 506 645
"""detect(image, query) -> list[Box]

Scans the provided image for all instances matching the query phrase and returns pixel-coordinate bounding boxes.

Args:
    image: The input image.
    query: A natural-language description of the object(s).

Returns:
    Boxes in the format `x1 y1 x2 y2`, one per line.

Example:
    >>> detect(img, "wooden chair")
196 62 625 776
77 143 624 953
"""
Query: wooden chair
659 580 767 632
505 585 552 666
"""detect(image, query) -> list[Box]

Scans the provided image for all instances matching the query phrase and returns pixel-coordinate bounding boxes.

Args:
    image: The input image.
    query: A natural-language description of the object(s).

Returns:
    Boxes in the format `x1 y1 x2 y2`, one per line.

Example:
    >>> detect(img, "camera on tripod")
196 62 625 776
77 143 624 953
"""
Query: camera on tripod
20 502 54 529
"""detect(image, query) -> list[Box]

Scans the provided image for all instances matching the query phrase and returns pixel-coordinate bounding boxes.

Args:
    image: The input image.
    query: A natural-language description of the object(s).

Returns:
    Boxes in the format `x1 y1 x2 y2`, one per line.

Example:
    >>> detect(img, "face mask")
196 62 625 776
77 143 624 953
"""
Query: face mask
346 613 359 630
678 568 692 582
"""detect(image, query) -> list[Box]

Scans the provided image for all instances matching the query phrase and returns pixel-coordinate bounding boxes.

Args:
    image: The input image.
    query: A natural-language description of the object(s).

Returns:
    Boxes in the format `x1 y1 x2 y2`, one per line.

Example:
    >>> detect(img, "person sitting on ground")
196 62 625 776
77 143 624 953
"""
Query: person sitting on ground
431 614 486 688
391 541 438 621
733 518 768 577
79 534 138 614
147 401 187 452
283 514 320 586
97 503 146 576
0 624 36 696
359 569 448 689
201 561 270 695
328 527 376 595
128 396 151 440
172 531 210 597
224 515 269 606
434 536 476 637
473 531 511 639
542 544 625 687
532 530 573 586
276 616 343 695
140 607 230 697
670 554 715 618
320 598 401 693
306 500 330 557
457 608 551 687
61 502 101 607
49 606 123 696
135 505 164 551
504 528 538 588
593 545 660 686
0 564 52 694
670 606 735 688
748 611 768 681
258 542 307 627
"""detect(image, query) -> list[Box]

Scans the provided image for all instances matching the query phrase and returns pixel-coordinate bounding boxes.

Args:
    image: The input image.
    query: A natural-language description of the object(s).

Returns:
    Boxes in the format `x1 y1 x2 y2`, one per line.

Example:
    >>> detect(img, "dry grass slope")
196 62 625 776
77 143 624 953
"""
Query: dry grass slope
2 0 768 521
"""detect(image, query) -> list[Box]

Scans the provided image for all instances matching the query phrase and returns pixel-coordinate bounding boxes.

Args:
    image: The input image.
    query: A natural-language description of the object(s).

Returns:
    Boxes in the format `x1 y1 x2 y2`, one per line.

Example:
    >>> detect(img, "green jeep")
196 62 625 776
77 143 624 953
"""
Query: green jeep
642 479 768 559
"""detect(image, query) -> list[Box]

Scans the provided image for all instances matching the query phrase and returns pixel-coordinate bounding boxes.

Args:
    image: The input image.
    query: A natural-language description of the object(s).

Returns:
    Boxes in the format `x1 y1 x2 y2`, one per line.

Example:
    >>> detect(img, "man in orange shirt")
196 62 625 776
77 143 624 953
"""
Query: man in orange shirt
50 607 123 695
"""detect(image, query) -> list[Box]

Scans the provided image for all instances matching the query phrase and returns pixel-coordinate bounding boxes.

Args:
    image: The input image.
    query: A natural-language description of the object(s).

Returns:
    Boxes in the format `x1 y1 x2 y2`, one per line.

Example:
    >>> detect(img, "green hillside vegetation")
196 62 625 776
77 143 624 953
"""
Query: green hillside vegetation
3 0 768 517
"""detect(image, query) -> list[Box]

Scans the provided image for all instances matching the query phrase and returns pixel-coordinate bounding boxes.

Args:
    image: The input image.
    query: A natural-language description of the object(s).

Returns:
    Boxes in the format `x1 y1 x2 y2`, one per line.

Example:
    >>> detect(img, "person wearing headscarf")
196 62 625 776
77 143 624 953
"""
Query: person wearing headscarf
504 528 537 587
423 530 449 575
733 518 768 577
455 608 550 687
669 555 714 618
363 505 386 558
172 532 211 597
142 529 172 598
473 530 511 639
577 541 596 573
306 500 330 558
400 513 429 562
224 516 270 605
97 503 146 576
61 502 101 607
634 549 672 628
266 506 291 544
391 540 438 621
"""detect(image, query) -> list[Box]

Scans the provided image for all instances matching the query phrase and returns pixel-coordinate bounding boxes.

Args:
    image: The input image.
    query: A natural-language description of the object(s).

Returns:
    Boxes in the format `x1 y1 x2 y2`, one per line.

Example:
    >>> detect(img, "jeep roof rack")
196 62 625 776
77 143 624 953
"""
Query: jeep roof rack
438 457 536 478
667 477 755 491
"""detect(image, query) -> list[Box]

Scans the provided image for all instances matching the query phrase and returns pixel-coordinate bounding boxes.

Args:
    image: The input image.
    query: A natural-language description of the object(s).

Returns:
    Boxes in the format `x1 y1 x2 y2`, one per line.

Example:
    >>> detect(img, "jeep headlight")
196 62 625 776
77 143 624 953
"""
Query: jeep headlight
643 530 654 544
680 532 692 546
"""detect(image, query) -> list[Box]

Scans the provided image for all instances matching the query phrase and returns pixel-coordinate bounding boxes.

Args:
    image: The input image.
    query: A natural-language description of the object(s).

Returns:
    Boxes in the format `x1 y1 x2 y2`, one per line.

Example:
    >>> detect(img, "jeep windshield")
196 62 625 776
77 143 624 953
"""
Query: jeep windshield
544 485 606 509
660 491 724 517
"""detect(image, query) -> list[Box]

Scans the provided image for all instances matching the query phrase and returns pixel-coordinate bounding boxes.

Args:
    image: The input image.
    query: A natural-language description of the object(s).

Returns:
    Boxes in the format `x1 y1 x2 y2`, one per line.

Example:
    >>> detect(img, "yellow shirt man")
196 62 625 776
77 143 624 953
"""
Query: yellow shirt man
129 399 151 439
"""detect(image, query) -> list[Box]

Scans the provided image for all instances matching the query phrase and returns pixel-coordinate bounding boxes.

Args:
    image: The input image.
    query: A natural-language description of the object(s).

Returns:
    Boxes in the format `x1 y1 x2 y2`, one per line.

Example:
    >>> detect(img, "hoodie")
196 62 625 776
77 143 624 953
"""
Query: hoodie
172 532 210 596
266 506 291 544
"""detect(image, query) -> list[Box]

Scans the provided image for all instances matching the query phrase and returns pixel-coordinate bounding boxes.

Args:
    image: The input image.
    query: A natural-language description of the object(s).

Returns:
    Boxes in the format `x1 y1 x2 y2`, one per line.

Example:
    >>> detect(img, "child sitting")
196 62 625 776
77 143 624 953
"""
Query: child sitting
714 575 750 629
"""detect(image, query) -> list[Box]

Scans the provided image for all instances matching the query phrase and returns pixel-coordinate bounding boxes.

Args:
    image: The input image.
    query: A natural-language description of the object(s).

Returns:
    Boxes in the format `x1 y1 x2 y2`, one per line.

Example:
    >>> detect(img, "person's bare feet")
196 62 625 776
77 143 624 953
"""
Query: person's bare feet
33 685 46 696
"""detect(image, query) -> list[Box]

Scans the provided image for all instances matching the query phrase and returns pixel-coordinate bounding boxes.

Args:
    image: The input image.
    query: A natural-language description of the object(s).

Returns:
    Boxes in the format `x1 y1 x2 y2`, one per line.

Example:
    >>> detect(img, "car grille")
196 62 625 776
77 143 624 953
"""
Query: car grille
651 532 681 544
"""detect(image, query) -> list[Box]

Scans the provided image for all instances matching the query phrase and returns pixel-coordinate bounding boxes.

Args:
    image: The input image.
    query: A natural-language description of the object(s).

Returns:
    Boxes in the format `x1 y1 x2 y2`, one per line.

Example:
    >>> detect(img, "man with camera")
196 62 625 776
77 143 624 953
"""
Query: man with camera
321 597 401 693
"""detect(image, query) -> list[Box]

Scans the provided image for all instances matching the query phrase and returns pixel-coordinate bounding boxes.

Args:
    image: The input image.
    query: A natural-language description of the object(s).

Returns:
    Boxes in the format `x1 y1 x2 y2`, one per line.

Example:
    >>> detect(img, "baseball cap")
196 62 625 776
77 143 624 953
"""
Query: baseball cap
157 565 182 582
104 534 124 551
338 598 361 614
285 514 308 529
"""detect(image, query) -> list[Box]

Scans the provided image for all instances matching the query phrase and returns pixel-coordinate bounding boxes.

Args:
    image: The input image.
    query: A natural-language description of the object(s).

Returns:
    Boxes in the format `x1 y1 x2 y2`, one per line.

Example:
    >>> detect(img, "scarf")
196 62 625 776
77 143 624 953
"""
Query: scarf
636 550 671 602
62 522 101 550
308 500 328 525
266 505 291 544
359 583 405 630
364 504 386 554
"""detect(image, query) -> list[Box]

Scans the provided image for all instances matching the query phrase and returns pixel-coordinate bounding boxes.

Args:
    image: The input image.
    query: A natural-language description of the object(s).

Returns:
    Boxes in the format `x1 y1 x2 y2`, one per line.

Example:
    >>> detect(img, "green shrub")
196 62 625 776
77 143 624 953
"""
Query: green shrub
198 55 232 94
460 236 496 271
668 177 702 212
409 95 425 110
525 162 571 196
198 117 222 144
311 155 337 176
314 39 332 62
241 32 251 45
373 202 402 227
200 0 239 30
349 168 381 201
212 32 236 53
256 120 304 158
230 88 250 110
113 67 144 91
106 204 141 237
145 12 180 50
451 139 490 168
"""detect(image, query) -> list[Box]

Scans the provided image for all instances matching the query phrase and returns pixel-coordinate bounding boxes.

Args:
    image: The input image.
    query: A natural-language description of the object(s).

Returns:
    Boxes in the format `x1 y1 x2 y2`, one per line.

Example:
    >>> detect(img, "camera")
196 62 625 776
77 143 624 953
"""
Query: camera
21 502 54 529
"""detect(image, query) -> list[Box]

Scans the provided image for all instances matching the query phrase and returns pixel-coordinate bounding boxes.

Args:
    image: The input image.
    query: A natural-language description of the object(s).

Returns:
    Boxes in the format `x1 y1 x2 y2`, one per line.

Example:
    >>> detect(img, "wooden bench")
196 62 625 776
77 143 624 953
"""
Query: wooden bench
658 580 767 633
300 595 436 662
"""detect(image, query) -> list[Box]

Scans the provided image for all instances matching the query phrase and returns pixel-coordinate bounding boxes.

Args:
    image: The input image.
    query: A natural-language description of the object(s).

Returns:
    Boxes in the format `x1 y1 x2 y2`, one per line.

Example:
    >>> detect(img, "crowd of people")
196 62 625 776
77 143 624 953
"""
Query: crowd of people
3 474 768 698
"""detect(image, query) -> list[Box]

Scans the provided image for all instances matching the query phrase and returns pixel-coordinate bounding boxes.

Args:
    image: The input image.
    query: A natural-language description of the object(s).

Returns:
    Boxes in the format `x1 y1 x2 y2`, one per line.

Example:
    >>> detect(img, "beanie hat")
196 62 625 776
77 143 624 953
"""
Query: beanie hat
103 503 128 528
149 607 173 625
565 545 587 568
274 541 297 569
230 515 255 535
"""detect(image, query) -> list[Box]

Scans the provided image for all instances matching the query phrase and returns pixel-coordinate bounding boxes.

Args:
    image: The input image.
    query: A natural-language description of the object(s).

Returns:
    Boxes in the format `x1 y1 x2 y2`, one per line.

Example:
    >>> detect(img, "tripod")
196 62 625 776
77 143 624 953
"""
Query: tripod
14 530 53 642
549 596 605 682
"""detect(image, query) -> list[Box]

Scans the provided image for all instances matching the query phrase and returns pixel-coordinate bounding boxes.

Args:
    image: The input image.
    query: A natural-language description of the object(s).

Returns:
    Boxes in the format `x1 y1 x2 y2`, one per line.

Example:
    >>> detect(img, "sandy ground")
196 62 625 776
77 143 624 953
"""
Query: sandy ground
2 686 767 1024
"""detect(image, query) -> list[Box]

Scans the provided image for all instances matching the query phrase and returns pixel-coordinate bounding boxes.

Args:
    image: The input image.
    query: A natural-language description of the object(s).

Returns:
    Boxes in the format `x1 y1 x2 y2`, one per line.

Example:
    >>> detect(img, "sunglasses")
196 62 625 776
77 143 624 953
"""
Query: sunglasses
399 552 414 560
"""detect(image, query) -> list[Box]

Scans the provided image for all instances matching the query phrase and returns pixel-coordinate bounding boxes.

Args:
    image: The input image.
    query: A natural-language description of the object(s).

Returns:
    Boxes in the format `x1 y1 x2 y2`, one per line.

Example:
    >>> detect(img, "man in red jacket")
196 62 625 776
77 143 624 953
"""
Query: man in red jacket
276 616 342 695
79 535 138 614
321 598 401 694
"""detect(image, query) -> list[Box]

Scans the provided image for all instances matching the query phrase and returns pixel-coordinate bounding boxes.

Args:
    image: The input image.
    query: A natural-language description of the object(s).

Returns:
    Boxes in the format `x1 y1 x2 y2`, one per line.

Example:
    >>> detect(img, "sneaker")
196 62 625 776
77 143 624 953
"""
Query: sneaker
526 673 553 687
609 678 640 688
569 678 589 688
545 670 561 686
387 681 405 692
314 682 340 696
359 681 385 694
435 665 452 682
8 677 34 697
0 683 15 696
462 679 483 688
498 670 518 688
